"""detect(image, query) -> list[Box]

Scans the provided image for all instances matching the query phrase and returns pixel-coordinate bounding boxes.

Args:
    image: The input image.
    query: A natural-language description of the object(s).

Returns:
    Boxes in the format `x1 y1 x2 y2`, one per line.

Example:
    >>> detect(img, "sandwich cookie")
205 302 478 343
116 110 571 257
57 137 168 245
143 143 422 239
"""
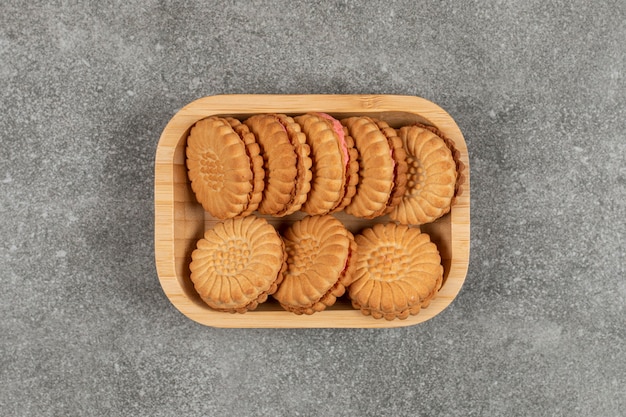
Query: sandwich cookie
348 223 443 320
340 116 407 219
190 215 287 313
244 114 312 216
389 124 457 225
273 215 357 315
186 117 265 219
294 113 358 215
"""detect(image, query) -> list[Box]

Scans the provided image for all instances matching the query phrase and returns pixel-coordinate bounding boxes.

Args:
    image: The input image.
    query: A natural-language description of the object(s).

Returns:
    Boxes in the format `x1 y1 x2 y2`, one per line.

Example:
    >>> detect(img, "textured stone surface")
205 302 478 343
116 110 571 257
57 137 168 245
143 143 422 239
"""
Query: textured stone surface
1 1 624 416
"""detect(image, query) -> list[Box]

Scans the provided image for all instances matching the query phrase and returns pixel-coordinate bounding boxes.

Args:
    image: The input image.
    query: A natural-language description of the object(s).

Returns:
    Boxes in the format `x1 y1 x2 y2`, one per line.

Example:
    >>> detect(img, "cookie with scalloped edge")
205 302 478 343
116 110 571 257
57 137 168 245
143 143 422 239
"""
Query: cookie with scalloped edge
294 113 359 215
341 116 407 219
348 223 443 320
190 215 287 313
244 114 312 216
389 124 457 225
226 118 266 217
186 117 264 219
273 215 357 315
371 118 408 215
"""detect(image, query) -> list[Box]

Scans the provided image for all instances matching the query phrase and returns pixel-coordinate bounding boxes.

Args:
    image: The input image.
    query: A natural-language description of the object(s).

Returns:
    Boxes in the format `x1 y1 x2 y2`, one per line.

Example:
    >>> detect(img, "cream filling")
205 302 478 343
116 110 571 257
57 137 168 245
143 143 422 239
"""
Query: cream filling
316 112 349 170
316 113 352 209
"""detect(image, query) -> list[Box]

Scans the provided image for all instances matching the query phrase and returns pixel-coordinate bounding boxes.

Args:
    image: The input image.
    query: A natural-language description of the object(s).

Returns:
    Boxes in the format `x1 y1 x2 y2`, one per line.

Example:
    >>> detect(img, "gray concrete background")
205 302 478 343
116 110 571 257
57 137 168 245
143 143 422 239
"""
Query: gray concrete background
1 1 624 416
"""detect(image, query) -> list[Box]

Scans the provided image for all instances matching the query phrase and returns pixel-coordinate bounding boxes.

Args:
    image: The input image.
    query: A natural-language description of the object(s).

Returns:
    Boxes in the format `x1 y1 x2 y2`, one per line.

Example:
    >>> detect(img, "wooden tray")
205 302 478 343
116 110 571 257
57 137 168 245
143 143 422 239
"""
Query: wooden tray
154 94 470 328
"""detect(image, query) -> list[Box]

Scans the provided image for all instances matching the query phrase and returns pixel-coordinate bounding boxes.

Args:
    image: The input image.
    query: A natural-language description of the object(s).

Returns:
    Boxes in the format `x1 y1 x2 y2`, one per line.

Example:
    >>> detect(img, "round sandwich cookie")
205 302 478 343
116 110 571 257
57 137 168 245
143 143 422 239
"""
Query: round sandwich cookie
190 215 287 313
273 215 358 315
340 116 407 219
186 116 264 219
228 118 266 217
389 124 457 225
294 113 358 215
348 223 443 320
243 114 312 216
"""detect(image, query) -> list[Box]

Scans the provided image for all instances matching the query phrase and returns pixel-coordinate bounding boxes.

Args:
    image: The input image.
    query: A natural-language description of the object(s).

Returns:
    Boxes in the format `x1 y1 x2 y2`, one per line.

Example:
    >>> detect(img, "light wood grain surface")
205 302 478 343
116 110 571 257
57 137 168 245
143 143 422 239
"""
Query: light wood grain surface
154 94 470 328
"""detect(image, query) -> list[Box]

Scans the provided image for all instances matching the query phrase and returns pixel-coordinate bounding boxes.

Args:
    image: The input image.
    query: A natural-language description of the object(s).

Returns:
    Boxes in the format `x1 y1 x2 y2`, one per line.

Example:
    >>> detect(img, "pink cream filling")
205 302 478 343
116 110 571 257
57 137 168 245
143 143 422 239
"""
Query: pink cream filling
316 112 349 170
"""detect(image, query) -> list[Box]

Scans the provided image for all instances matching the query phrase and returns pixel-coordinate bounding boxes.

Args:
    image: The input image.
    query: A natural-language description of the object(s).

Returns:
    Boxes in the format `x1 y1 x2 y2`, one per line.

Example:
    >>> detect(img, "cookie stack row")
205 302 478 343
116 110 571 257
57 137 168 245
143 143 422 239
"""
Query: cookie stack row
189 214 443 320
186 113 458 224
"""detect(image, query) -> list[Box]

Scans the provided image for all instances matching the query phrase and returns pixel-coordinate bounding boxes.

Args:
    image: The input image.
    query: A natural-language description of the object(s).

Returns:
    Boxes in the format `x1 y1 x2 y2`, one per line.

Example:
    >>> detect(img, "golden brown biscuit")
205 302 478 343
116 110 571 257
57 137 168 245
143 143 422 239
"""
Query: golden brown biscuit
348 223 443 320
411 123 466 204
389 124 457 225
227 118 266 217
371 118 408 215
273 215 357 314
186 117 263 219
244 114 312 216
341 116 407 218
189 215 287 313
294 113 358 215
